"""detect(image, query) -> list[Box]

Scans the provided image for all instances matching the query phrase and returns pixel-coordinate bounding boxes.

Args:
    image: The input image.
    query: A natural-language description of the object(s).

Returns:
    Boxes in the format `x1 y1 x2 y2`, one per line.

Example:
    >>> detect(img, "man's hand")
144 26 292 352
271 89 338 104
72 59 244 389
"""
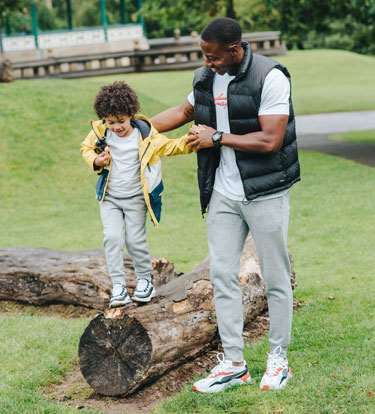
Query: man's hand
94 149 110 167
186 124 216 151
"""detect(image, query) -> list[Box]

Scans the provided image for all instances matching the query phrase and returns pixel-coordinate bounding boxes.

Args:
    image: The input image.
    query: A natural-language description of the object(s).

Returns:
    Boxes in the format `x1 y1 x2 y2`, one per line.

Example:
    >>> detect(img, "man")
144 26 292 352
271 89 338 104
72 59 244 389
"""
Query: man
151 17 300 393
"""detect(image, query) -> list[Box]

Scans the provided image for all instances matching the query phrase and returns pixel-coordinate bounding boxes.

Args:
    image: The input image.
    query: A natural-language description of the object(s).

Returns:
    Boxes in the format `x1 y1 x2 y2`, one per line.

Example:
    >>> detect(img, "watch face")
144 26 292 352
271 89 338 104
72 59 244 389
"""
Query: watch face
212 131 223 147
212 131 222 141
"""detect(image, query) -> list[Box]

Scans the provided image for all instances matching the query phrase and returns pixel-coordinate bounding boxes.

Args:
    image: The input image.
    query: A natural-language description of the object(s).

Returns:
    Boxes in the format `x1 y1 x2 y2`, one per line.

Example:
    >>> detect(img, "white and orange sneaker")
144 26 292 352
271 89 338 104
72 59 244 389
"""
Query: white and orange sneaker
193 353 251 393
260 346 292 390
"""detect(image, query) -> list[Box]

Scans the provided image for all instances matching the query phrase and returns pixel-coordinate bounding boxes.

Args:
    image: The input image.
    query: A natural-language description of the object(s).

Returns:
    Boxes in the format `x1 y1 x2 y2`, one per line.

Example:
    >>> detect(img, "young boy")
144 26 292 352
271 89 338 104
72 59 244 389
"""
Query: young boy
81 81 191 308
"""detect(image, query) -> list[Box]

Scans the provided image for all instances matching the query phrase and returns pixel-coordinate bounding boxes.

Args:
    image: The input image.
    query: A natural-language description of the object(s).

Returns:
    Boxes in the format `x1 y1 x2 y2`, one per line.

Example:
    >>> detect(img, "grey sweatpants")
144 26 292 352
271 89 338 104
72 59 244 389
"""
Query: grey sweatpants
207 190 293 362
99 193 152 287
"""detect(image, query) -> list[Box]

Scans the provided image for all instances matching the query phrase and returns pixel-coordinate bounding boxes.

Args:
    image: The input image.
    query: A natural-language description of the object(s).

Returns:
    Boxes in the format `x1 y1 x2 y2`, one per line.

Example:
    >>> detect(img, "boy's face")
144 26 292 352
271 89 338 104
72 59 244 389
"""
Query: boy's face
105 114 133 138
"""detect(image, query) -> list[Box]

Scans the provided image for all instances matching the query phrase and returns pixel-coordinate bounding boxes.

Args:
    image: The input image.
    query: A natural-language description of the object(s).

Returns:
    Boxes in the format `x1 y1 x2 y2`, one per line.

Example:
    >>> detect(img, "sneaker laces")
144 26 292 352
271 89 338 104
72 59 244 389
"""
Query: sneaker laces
210 353 235 376
265 346 287 376
112 283 126 297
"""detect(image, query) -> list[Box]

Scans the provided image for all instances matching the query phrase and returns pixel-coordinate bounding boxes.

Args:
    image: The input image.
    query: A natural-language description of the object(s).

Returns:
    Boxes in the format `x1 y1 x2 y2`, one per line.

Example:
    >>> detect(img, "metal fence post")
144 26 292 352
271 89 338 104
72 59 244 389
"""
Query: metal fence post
66 0 73 30
120 0 126 24
31 1 39 49
137 0 145 35
100 0 108 41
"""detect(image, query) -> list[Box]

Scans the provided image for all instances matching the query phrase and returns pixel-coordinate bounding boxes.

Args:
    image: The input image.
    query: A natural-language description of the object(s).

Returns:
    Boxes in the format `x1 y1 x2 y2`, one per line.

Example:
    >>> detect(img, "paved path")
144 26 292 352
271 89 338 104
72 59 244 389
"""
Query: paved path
295 111 375 167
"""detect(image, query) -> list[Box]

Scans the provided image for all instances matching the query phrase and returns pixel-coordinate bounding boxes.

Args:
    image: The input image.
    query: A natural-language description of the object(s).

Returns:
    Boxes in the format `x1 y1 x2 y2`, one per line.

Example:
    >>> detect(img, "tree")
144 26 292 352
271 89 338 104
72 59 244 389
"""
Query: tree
263 0 375 54
0 0 28 81
0 0 29 36
263 0 349 49
141 0 241 38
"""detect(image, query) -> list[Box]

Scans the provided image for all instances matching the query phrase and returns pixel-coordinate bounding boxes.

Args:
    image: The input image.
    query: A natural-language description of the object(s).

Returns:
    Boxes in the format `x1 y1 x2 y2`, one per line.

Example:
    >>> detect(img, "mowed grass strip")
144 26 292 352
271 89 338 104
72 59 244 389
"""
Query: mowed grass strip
331 129 375 143
0 49 374 413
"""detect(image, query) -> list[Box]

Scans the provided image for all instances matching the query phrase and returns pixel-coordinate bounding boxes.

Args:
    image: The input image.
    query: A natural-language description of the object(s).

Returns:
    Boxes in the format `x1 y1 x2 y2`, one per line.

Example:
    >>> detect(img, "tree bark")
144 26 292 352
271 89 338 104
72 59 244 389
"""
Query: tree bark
0 248 178 310
226 0 236 19
78 235 296 396
0 55 14 82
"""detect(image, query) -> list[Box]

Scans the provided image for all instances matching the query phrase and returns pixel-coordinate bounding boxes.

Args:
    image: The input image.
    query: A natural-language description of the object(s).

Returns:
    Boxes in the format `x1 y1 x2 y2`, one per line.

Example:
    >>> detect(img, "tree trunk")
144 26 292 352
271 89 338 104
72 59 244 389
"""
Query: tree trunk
0 248 178 310
78 235 296 396
226 0 236 19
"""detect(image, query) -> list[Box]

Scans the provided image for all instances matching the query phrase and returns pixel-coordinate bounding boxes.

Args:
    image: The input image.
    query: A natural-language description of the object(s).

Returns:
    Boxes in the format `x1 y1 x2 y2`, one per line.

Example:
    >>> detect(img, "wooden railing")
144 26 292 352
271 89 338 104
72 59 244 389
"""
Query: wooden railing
10 32 286 80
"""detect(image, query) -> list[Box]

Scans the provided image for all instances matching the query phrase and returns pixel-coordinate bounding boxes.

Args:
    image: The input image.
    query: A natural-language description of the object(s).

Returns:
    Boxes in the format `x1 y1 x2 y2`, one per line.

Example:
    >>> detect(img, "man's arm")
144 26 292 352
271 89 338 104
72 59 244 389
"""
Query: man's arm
150 99 195 133
186 114 288 153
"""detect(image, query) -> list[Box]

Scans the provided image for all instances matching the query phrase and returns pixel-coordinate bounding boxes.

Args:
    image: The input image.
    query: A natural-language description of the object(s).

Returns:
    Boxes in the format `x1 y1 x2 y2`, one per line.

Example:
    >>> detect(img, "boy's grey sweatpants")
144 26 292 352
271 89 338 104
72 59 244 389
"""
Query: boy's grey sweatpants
207 190 293 363
99 193 152 287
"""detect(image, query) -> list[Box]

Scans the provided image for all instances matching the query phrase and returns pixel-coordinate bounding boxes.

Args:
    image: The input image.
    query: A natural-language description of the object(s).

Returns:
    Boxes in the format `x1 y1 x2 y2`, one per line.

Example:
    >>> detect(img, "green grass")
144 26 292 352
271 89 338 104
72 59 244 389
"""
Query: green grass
331 129 375 143
0 316 97 414
154 152 375 414
0 77 206 272
276 49 375 114
0 49 375 413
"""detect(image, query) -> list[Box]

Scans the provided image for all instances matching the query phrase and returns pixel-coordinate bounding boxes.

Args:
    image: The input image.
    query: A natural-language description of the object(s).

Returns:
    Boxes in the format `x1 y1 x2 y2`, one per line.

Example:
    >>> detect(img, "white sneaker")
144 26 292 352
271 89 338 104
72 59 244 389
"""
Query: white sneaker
260 346 292 390
193 353 251 393
132 277 155 303
109 283 132 308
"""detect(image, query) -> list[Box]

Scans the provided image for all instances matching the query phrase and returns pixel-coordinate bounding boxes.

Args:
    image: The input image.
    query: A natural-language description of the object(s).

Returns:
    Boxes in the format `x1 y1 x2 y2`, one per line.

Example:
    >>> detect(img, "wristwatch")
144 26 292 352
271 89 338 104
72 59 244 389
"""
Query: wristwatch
212 130 223 147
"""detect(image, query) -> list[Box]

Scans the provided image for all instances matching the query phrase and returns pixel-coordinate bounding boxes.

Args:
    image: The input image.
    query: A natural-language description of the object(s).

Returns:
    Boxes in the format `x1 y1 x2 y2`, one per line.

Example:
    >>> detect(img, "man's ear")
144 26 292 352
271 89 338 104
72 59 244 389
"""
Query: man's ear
228 42 240 56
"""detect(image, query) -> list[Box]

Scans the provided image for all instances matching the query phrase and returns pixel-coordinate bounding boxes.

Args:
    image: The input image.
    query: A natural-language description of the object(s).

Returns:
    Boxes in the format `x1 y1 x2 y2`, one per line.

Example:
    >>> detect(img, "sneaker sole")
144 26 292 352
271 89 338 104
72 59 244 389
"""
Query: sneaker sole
109 297 132 308
261 372 292 390
193 374 251 393
132 287 156 303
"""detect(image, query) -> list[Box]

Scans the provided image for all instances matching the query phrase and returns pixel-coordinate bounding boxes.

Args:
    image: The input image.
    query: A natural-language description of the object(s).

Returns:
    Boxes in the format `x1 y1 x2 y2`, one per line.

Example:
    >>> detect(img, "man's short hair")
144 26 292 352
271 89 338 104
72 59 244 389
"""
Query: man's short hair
201 17 242 45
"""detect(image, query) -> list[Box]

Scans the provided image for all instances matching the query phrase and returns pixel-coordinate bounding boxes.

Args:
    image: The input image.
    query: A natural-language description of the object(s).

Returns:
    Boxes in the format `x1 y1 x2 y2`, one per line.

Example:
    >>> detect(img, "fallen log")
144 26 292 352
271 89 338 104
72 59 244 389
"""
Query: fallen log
0 248 178 310
78 235 296 396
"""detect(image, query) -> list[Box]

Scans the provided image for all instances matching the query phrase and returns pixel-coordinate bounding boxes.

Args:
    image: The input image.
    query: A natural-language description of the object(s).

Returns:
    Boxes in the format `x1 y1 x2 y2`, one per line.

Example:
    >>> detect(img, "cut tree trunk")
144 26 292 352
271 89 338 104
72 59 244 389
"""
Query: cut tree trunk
0 56 14 83
78 235 296 396
0 248 178 310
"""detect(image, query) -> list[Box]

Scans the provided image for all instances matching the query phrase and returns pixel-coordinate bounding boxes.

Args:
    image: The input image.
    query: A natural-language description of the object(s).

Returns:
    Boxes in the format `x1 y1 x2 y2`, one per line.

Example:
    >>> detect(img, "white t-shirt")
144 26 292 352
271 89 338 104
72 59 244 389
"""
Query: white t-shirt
106 128 143 198
187 68 290 202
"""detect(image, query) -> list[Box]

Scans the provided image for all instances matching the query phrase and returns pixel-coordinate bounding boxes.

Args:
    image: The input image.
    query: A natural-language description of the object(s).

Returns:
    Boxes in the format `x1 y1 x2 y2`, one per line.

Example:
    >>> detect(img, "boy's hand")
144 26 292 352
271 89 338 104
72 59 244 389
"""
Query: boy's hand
186 124 215 151
94 150 110 167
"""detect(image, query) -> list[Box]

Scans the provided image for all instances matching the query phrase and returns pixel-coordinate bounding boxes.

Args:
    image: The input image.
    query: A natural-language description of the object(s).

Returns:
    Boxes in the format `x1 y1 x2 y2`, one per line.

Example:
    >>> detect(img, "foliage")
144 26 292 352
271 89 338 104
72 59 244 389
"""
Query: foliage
37 3 59 31
0 0 28 16
0 0 28 35
141 0 225 38
1 0 375 55
234 0 280 33
263 0 375 55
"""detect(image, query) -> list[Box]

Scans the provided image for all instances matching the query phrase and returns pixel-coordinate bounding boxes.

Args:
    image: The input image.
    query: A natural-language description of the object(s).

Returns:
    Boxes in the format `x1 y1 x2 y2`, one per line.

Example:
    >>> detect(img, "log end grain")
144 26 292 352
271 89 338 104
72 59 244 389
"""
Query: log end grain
78 312 152 396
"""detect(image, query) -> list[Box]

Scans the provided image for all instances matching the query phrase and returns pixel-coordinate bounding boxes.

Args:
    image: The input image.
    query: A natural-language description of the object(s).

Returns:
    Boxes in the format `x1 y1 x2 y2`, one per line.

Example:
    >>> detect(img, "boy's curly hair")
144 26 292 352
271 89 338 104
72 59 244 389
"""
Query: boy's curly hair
94 81 140 119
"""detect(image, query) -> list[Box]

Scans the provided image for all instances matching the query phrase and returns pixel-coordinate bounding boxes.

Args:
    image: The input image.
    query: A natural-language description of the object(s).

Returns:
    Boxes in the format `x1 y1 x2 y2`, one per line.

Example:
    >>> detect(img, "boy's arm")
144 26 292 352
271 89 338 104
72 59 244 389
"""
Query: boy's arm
154 132 193 157
80 131 103 173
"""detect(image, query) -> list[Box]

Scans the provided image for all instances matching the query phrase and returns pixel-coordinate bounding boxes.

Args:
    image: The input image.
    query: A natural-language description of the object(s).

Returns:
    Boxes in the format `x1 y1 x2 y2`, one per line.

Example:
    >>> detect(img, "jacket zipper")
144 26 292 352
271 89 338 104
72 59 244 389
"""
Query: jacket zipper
140 141 152 172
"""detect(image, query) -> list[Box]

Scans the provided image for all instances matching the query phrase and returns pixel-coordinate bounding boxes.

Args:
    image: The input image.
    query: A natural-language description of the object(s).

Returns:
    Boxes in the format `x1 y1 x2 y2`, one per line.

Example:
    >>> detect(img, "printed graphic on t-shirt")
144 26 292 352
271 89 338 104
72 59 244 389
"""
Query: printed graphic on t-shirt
214 93 228 108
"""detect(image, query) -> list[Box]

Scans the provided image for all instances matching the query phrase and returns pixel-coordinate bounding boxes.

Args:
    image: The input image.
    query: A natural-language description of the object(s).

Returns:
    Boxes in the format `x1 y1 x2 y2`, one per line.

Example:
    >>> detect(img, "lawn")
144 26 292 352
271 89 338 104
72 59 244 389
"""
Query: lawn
0 49 375 413
331 129 375 143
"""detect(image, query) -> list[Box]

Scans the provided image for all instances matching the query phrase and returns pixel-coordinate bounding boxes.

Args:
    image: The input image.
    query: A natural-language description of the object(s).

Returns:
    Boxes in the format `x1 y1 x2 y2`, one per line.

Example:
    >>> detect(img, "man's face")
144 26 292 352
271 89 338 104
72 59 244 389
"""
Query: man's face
200 40 238 76
105 114 132 138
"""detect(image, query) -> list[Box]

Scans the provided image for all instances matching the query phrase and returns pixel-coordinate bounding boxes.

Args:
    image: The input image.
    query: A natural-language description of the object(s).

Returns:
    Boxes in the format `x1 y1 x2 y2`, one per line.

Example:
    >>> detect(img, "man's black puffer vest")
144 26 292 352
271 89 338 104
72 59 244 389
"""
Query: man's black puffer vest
193 42 300 214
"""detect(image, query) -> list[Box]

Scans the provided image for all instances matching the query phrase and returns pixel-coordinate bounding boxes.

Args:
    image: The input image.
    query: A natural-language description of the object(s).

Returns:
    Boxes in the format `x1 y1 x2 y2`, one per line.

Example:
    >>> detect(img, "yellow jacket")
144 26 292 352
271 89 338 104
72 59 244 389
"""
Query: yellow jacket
81 114 192 226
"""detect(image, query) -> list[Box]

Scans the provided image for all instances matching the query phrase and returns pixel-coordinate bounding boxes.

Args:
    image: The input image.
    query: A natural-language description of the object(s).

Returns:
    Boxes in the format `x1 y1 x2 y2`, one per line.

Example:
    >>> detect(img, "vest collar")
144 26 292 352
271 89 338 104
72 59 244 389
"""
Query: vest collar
234 42 253 80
